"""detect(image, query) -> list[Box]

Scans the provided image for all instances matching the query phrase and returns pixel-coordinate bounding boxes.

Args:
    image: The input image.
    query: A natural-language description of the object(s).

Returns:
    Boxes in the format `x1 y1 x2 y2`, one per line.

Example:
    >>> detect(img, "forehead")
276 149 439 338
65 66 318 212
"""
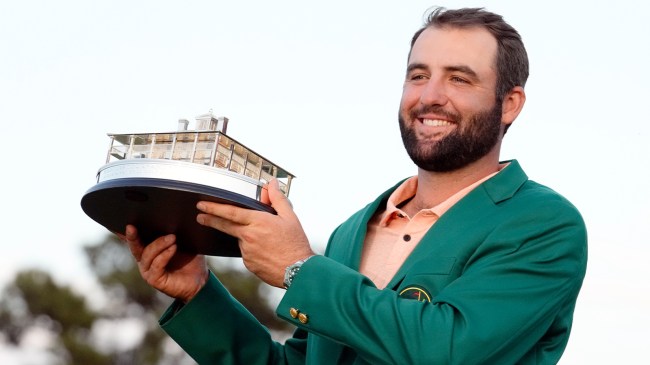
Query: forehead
409 26 498 77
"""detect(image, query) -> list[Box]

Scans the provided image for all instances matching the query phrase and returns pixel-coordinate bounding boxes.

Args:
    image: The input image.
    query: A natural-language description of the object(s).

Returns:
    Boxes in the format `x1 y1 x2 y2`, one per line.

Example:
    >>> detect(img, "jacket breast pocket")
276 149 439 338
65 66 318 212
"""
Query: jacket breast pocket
397 257 457 301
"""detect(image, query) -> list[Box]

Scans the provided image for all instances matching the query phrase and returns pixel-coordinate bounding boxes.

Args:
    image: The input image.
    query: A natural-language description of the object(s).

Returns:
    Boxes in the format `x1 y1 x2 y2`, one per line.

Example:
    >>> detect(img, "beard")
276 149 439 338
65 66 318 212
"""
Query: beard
399 102 503 172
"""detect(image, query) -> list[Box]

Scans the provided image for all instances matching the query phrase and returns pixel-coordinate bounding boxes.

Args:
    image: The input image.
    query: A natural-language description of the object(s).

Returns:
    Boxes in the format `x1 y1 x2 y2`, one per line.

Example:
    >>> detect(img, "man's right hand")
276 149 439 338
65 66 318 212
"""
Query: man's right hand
121 224 209 303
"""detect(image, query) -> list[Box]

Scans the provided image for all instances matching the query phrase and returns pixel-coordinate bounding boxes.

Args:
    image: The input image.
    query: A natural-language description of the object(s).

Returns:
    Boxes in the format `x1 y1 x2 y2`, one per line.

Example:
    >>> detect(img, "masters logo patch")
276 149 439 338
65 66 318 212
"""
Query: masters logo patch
399 286 432 302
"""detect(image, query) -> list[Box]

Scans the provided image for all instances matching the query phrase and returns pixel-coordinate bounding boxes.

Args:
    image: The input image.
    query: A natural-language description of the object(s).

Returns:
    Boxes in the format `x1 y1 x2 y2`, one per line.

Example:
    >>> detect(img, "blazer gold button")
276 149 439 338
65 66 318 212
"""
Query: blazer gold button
298 313 309 324
289 308 299 319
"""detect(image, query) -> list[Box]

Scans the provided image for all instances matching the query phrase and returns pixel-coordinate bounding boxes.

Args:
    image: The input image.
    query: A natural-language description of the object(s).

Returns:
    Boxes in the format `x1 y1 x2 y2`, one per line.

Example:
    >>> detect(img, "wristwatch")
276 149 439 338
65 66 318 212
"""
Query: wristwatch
283 256 314 289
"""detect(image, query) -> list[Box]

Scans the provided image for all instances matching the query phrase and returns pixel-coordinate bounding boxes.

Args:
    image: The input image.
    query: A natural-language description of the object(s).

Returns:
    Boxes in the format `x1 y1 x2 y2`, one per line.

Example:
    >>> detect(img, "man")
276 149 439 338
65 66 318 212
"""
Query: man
124 7 587 364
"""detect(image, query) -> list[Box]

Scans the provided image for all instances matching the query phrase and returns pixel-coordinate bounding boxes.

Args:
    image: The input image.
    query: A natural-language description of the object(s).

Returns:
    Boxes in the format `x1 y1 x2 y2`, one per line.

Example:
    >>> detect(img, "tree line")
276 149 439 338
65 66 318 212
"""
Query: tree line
0 234 294 364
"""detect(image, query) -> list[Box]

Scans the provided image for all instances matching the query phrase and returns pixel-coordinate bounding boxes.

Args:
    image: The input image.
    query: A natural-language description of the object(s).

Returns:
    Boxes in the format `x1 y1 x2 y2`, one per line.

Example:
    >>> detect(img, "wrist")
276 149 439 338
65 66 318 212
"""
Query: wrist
283 255 315 289
180 270 209 304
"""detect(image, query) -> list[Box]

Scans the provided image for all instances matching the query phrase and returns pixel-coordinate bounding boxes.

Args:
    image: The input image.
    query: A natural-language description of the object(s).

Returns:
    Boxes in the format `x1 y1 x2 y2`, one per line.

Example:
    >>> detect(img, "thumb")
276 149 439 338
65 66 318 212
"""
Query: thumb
268 178 294 215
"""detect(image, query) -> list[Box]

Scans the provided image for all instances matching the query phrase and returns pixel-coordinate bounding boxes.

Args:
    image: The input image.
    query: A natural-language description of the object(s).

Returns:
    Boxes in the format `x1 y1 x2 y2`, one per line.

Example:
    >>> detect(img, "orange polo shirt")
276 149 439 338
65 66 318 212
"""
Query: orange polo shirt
359 167 504 289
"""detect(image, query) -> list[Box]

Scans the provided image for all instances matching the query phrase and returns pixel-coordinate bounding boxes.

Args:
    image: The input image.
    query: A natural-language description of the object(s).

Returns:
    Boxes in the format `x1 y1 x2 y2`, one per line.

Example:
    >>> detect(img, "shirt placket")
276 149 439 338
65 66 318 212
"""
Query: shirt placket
380 211 437 288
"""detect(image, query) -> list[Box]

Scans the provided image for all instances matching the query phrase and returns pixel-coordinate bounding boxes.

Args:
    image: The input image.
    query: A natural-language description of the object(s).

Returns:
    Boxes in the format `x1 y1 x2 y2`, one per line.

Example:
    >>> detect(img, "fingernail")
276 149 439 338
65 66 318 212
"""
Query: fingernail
164 235 175 243
197 202 205 210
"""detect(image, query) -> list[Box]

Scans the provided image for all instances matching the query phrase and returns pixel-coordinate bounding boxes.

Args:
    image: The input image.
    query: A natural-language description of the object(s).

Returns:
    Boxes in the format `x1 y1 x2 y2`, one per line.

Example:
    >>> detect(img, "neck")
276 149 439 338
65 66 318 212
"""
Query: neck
401 151 502 217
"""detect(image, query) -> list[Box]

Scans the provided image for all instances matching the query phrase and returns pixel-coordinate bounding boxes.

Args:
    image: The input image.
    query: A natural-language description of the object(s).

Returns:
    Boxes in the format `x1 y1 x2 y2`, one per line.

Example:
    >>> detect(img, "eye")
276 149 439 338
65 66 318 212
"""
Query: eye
407 73 429 82
450 76 469 84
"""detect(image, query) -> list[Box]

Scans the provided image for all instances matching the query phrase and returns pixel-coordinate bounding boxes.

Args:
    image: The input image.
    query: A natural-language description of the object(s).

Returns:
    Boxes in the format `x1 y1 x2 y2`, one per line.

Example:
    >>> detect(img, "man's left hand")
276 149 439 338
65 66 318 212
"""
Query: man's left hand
196 179 315 288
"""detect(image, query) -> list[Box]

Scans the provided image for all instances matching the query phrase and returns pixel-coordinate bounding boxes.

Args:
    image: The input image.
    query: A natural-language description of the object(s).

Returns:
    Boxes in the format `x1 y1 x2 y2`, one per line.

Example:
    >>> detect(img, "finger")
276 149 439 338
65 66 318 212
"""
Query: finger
147 242 177 279
196 201 255 225
124 225 144 262
260 183 270 205
139 234 176 272
196 211 244 239
267 178 295 215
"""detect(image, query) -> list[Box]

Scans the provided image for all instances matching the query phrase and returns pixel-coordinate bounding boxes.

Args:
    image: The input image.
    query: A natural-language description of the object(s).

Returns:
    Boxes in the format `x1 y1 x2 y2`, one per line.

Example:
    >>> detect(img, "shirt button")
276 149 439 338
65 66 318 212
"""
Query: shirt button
403 234 411 242
298 313 309 324
290 308 299 319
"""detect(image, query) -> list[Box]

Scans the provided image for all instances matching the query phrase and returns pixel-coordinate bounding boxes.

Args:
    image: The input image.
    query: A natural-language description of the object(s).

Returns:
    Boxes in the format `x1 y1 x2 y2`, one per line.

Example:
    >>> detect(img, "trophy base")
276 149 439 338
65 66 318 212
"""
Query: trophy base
81 177 275 257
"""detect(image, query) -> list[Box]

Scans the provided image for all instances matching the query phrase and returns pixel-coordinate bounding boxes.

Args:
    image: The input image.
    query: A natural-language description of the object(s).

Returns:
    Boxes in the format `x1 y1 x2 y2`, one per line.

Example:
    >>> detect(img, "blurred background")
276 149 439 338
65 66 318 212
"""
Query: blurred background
1 0 648 363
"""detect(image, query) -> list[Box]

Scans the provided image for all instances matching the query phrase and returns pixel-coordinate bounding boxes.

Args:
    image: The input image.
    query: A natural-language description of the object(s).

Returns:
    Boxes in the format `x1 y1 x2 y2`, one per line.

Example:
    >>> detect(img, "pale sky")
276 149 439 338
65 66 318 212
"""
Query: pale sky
1 0 649 363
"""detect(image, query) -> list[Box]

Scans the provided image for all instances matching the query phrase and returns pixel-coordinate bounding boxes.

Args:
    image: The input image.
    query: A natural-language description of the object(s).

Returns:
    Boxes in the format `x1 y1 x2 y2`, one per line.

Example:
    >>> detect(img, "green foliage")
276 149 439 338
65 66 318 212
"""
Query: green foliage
0 233 294 364
0 269 106 364
14 270 96 330
84 237 165 314
60 330 112 365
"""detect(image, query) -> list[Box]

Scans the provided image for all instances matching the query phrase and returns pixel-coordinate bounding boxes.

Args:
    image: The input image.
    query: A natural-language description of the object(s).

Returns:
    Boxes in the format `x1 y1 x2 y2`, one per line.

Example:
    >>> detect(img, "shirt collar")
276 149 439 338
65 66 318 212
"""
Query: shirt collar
378 163 508 226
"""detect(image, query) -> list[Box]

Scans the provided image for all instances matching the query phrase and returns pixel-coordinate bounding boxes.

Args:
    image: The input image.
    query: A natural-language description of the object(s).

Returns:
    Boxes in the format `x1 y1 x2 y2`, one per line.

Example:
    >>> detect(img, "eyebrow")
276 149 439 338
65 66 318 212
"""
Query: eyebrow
405 62 480 80
406 62 429 75
445 65 479 80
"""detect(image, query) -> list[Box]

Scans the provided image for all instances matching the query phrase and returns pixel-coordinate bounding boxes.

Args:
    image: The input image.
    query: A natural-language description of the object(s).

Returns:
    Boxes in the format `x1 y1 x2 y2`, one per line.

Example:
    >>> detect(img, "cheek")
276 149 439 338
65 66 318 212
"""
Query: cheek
448 89 495 115
400 86 420 110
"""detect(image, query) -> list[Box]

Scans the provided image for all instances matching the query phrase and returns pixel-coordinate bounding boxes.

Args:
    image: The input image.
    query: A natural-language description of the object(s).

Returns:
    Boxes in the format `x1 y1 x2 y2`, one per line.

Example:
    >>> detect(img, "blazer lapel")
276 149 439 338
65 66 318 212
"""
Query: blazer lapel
332 180 404 271
385 160 528 290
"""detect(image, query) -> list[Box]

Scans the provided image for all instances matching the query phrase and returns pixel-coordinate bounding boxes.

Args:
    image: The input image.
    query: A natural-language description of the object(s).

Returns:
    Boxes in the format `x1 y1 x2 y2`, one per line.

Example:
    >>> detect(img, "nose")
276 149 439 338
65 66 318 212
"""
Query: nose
419 78 448 107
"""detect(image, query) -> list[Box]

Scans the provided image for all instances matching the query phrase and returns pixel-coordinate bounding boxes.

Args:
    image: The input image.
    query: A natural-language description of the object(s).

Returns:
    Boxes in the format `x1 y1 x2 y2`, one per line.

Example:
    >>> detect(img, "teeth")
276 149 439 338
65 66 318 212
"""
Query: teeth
422 119 451 127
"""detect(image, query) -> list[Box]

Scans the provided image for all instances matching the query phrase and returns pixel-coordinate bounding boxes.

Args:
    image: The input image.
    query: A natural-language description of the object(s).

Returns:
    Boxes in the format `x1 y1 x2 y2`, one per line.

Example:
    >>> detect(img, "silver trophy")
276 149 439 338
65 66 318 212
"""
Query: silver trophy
81 111 295 257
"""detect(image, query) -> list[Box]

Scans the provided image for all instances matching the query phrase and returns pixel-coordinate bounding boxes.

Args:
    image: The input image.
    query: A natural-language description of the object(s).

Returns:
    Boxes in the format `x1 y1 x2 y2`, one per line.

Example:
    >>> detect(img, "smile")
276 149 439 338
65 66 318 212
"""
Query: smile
422 119 452 127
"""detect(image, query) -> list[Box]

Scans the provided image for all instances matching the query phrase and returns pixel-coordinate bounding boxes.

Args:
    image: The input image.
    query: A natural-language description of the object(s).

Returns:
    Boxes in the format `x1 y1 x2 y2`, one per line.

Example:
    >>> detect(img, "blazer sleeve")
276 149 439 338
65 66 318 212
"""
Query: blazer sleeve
276 196 587 364
159 272 307 365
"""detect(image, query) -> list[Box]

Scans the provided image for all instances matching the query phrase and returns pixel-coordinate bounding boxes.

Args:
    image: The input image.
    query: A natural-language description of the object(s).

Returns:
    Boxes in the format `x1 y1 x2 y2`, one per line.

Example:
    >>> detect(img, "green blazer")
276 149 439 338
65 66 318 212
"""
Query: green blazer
160 160 588 365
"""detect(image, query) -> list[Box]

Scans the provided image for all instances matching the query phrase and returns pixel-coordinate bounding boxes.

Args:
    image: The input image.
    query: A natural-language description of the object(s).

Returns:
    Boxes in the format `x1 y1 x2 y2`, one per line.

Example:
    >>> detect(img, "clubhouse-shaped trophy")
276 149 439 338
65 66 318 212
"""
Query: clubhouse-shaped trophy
81 111 295 257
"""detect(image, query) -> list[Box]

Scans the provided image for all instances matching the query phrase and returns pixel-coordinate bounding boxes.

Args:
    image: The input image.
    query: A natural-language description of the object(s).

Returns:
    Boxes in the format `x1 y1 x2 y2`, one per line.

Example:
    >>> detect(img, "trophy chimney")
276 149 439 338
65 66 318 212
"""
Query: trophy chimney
218 116 229 134
195 112 218 131
177 119 189 131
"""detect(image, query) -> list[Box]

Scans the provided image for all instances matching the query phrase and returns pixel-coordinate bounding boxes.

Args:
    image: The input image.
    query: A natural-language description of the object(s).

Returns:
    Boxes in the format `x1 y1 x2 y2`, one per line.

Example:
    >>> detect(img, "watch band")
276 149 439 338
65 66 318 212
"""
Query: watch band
283 255 315 289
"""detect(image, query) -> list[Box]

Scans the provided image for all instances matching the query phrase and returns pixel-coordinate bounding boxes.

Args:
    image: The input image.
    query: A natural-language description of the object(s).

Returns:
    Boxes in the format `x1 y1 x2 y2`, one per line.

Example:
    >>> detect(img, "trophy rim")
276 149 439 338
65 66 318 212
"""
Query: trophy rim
81 175 275 257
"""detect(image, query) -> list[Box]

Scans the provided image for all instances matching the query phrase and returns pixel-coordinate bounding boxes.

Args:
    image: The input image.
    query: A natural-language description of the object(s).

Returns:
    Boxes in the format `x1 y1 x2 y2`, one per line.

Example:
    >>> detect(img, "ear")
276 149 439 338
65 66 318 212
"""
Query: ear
501 86 526 128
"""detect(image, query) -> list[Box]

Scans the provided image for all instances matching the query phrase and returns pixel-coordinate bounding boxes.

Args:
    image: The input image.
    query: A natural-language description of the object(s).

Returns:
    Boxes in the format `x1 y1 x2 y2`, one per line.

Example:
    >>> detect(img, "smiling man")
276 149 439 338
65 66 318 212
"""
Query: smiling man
400 26 506 175
124 7 587 365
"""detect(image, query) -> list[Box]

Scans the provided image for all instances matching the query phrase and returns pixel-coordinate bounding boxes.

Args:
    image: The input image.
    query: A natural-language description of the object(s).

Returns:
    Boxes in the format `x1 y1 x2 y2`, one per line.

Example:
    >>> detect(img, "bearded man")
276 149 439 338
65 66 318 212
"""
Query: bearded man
124 7 587 365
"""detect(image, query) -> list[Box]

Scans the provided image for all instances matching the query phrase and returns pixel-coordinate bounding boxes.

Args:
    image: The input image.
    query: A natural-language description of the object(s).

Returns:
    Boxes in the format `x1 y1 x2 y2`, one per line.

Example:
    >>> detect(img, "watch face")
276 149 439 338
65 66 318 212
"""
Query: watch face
284 257 313 288
284 263 302 288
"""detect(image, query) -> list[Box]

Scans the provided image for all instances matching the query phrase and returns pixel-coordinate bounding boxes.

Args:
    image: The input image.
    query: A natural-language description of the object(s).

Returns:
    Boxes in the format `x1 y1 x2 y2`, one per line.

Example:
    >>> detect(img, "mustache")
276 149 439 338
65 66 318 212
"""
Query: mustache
408 104 460 122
